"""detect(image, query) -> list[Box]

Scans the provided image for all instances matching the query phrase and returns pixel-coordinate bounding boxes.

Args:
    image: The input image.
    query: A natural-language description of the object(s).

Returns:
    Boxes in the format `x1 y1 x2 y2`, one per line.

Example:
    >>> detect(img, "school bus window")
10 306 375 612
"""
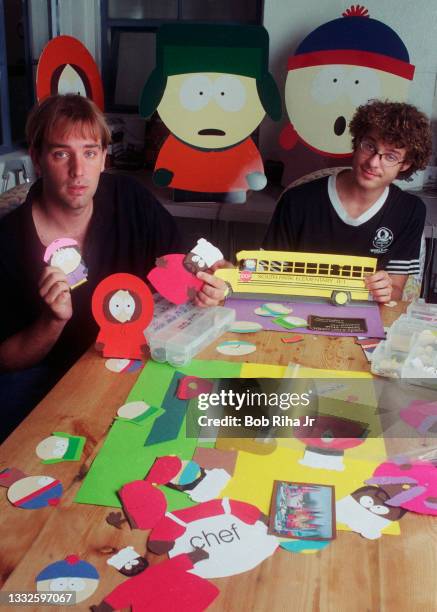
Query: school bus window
364 267 374 273
283 261 293 272
307 263 317 274
341 266 351 277
319 264 329 274
270 260 282 272
258 260 269 271
330 264 341 275
294 262 305 273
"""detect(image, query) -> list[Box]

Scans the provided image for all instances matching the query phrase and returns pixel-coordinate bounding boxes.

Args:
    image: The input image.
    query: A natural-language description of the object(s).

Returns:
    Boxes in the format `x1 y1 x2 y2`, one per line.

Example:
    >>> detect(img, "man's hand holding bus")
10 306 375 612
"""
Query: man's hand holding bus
195 259 233 307
364 270 405 303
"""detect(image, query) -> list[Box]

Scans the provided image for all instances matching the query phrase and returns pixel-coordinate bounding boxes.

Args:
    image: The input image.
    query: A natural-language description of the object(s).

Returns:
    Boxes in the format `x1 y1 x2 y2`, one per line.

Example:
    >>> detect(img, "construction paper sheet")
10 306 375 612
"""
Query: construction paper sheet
225 298 384 338
145 372 189 445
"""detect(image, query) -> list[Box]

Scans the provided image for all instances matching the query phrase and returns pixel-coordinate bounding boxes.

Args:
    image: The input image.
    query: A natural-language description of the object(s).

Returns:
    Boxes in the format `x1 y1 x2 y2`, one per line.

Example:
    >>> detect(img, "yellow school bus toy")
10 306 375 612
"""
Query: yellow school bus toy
215 250 377 306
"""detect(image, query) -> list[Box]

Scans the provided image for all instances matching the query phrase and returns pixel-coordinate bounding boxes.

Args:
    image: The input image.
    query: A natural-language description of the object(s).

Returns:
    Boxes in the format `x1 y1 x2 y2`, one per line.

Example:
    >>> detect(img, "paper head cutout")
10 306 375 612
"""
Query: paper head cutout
92 273 154 359
282 6 414 156
3 472 63 509
107 546 148 576
139 24 281 198
336 484 405 539
44 238 87 289
116 400 158 424
35 432 85 463
36 36 104 109
36 555 99 603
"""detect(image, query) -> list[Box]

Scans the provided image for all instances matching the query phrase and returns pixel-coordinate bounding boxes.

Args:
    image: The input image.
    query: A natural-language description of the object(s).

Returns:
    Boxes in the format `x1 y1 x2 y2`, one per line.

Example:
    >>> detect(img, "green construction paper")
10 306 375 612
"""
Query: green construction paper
115 405 161 426
74 360 237 509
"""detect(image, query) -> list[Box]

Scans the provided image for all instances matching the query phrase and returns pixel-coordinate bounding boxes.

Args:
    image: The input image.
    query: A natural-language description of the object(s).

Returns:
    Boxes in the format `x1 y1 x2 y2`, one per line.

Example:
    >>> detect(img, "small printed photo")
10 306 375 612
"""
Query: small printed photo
269 480 336 541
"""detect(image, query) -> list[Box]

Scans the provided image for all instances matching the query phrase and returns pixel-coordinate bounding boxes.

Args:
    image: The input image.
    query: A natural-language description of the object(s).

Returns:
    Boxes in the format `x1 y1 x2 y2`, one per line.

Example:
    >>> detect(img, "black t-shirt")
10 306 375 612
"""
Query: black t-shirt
263 177 425 275
0 172 180 373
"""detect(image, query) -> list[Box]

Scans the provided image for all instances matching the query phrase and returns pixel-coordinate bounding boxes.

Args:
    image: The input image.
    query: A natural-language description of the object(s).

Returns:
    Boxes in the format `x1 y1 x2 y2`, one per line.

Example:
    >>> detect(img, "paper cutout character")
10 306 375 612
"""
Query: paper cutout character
147 239 223 305
36 555 99 603
366 459 437 516
92 273 154 359
139 24 281 202
36 35 104 110
295 413 369 471
44 238 88 289
91 550 219 612
0 468 63 509
35 432 86 463
107 546 148 577
119 456 183 530
281 5 414 156
151 497 278 578
336 485 406 539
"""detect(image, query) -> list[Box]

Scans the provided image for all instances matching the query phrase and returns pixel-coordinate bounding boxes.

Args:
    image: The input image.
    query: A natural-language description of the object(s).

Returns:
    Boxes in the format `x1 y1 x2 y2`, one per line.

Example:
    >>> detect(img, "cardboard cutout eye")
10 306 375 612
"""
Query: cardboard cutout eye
213 75 246 111
347 67 381 106
56 64 87 96
311 66 345 104
359 495 374 508
370 504 390 515
179 75 213 110
50 578 68 591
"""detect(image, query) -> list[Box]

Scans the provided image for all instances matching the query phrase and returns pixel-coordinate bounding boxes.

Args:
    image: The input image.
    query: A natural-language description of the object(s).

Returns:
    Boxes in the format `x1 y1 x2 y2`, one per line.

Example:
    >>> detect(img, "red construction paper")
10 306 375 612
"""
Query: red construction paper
119 481 166 530
146 456 182 485
36 36 104 109
147 254 203 305
102 553 219 612
177 377 214 400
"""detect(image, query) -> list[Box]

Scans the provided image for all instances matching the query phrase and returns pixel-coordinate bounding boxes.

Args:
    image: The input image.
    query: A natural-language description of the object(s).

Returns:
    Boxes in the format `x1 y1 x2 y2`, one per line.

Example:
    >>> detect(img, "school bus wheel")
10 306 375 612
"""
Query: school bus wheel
331 290 350 306
223 282 233 298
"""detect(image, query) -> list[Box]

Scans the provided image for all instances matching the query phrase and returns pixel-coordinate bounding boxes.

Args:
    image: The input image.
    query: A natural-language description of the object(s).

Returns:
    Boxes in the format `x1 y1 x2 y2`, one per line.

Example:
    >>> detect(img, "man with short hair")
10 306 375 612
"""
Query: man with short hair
0 94 226 439
263 100 432 303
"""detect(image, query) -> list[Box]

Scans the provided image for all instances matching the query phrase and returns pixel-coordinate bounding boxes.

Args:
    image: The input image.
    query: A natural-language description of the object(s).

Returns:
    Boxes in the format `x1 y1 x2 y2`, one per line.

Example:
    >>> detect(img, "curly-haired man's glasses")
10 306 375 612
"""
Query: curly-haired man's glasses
359 139 405 167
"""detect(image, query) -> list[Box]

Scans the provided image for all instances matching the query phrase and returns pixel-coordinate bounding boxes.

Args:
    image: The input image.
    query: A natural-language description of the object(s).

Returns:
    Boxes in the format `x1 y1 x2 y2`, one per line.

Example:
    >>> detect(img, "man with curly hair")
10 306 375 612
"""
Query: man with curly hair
263 100 432 302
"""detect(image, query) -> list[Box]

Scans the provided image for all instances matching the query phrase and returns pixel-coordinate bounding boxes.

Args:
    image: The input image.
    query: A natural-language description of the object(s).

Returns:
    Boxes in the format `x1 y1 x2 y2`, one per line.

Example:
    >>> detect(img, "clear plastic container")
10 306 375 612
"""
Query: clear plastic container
402 329 437 380
144 295 235 367
371 340 405 378
406 298 437 324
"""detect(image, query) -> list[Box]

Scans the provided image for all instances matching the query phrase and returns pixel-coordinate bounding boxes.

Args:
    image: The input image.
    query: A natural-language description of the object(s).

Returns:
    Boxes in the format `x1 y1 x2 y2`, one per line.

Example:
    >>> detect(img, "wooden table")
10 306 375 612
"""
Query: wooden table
1 302 437 612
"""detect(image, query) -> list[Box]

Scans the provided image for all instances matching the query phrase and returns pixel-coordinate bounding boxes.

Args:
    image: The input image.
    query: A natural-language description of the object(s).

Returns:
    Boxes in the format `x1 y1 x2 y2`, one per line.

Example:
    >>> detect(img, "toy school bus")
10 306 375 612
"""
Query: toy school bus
215 250 377 306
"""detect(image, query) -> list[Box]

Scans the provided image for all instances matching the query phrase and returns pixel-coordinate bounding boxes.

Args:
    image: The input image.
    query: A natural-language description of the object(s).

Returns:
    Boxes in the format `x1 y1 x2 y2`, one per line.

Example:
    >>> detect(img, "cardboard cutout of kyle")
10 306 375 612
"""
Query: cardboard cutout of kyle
140 24 281 203
281 5 415 158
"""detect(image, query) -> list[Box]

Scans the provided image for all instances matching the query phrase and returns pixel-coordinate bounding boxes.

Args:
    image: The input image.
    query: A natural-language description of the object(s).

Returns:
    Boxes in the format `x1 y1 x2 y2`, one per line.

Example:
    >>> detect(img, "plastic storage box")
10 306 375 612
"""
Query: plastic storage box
144 295 235 367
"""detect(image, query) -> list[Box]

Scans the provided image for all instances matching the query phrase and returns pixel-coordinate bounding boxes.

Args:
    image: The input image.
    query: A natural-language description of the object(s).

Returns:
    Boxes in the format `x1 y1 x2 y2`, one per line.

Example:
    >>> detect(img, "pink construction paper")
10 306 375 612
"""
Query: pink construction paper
225 298 384 338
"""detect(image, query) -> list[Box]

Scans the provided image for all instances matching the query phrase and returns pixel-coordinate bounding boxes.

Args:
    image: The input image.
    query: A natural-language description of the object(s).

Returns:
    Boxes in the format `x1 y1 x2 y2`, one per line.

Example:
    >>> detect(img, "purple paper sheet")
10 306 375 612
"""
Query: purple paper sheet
225 298 385 338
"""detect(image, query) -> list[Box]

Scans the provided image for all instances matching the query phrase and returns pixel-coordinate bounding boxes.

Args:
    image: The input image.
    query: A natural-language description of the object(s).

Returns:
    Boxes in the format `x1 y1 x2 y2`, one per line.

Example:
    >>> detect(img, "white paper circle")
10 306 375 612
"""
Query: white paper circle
230 321 263 333
105 358 130 373
216 341 257 356
117 401 150 419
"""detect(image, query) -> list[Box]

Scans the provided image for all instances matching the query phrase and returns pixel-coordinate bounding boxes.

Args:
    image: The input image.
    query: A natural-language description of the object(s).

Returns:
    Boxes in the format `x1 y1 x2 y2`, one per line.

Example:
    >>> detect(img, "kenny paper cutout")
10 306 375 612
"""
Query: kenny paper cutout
44 238 87 289
147 239 223 305
269 481 335 541
35 432 85 463
336 485 406 540
36 555 99 604
92 273 154 359
139 23 281 202
36 36 104 109
281 6 414 157
92 552 219 612
0 468 63 509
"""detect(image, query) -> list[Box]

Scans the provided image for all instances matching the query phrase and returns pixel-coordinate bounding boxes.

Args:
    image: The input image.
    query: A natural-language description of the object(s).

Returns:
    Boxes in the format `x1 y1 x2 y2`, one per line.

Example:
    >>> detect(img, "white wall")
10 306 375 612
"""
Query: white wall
262 0 437 180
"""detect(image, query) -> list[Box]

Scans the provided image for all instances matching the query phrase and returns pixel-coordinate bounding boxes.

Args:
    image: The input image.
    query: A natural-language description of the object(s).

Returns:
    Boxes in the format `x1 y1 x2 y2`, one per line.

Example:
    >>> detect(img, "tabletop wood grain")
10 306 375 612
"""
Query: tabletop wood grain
1 301 436 612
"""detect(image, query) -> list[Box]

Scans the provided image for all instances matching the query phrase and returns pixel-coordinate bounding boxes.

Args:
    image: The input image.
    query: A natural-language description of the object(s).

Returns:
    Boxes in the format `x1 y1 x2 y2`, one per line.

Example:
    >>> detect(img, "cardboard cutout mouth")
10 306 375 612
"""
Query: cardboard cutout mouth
334 116 346 136
198 129 226 136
